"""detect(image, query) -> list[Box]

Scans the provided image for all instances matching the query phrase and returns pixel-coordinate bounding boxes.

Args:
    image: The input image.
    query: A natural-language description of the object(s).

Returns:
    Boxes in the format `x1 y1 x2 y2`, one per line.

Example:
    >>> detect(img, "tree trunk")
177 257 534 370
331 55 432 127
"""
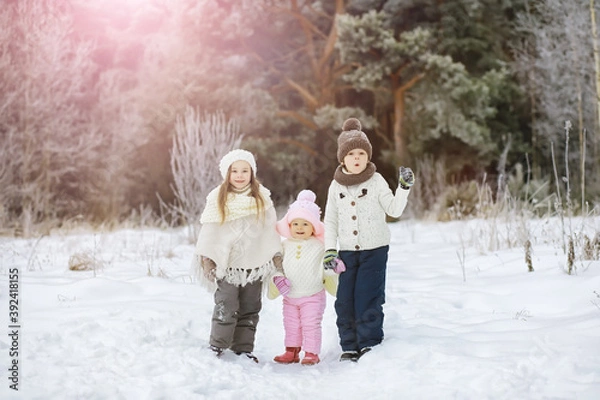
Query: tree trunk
568 20 585 209
392 73 424 163
590 0 600 159
393 87 407 163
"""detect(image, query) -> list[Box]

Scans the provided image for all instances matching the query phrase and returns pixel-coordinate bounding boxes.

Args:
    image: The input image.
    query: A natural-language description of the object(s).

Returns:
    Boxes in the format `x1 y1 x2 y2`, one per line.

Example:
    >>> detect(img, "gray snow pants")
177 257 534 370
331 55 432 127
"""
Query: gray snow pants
209 279 262 353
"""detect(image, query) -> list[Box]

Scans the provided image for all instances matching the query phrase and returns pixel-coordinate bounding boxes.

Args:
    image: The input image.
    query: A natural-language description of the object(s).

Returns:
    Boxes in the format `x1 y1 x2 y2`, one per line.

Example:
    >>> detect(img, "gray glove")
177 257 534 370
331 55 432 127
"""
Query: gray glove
399 166 414 190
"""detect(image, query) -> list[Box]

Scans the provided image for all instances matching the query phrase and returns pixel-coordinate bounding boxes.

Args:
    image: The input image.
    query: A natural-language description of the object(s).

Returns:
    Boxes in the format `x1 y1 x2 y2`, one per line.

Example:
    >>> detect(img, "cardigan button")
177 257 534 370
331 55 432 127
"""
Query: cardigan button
352 215 357 220
353 230 358 235
355 245 360 250
351 201 356 206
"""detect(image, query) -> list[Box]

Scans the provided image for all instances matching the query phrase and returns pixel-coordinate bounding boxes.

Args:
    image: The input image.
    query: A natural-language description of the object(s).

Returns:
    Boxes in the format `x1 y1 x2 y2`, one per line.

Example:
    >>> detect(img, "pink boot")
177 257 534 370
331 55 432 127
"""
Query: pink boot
273 347 301 364
301 352 320 365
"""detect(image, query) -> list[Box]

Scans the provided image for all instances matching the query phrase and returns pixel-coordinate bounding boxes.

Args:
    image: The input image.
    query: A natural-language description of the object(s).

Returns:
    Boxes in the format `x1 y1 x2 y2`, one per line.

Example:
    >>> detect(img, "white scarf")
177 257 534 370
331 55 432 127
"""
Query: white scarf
194 185 282 290
200 185 274 224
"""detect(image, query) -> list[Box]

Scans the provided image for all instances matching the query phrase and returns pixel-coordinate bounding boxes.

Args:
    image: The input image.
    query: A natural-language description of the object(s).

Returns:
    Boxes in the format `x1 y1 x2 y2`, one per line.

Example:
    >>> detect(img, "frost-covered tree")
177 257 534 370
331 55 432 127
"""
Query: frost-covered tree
512 0 599 199
168 107 242 239
0 1 100 233
0 0 150 233
98 0 285 208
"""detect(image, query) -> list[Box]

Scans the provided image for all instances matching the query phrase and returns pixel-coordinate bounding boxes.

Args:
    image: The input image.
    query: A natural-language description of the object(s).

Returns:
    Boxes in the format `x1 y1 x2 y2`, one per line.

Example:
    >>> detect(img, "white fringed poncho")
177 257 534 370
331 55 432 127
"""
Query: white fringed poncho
193 185 282 291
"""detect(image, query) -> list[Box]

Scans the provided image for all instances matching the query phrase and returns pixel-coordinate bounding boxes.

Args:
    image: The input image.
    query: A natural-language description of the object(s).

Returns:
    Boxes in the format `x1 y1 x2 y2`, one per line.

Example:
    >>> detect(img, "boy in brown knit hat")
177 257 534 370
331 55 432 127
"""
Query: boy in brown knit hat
322 117 415 362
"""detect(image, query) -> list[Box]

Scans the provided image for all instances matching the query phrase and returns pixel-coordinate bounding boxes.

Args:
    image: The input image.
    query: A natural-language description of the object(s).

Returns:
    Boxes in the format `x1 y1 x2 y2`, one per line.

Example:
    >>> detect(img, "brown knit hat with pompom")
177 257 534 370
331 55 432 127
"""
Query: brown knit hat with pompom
337 118 372 163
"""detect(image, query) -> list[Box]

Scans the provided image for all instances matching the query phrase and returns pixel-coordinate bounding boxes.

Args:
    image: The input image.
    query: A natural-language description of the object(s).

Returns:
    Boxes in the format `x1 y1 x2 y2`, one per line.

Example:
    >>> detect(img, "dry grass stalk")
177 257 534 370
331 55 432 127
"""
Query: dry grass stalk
68 252 103 272
525 239 534 272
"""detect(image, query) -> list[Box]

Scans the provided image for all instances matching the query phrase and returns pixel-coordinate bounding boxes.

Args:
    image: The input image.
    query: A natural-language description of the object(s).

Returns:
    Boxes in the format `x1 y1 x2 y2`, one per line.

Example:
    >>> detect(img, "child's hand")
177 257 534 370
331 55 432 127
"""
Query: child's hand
201 256 217 281
323 249 339 270
272 253 283 272
399 166 415 189
273 276 291 297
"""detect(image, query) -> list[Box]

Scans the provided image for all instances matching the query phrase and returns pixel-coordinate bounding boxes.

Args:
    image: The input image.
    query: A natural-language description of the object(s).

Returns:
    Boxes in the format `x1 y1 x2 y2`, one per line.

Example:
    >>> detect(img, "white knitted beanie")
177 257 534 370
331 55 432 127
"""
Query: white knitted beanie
219 149 257 179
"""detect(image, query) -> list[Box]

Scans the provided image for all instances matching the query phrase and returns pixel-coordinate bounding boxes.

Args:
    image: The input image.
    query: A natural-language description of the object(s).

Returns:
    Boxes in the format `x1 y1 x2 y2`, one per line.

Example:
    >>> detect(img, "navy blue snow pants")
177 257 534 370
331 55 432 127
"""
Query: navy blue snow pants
335 245 389 352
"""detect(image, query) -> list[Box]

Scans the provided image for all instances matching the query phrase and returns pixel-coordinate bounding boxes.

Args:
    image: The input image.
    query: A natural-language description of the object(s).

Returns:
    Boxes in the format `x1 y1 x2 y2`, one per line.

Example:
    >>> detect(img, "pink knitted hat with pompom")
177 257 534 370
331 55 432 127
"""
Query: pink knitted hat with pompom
276 190 325 242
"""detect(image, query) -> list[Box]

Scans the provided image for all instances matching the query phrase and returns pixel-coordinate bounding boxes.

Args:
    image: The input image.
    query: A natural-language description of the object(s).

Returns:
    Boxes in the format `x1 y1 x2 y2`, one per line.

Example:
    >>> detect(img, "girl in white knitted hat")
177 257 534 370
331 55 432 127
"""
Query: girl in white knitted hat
193 149 282 363
269 190 344 366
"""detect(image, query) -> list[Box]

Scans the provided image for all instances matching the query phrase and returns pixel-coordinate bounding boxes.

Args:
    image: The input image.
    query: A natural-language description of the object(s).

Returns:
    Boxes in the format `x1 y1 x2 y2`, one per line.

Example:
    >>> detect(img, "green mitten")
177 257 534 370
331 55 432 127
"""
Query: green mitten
323 249 338 270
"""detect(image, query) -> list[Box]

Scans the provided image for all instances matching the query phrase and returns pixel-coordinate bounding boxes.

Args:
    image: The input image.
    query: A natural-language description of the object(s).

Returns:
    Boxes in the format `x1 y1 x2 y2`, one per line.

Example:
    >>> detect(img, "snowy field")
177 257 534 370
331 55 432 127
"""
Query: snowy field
1 216 599 400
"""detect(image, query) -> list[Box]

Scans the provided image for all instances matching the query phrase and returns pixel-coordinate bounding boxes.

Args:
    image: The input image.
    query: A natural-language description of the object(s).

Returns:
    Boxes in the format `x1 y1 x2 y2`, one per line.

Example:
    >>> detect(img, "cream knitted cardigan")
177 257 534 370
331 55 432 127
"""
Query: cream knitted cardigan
193 185 282 290
324 172 409 251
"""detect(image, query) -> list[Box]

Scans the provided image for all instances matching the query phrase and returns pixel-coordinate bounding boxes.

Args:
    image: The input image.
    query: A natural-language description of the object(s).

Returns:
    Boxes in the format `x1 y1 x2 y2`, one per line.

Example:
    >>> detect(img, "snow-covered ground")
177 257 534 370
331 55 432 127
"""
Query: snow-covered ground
1 216 599 399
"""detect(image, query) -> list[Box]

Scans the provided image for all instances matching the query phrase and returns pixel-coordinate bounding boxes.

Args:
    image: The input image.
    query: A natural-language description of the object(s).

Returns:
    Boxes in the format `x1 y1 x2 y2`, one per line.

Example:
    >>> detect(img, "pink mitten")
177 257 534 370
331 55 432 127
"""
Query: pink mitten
273 276 291 296
334 258 346 274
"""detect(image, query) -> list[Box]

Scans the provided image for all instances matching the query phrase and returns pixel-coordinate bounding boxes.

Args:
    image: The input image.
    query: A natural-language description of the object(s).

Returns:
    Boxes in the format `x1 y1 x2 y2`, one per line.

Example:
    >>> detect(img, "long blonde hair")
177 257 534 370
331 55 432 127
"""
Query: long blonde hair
216 167 266 223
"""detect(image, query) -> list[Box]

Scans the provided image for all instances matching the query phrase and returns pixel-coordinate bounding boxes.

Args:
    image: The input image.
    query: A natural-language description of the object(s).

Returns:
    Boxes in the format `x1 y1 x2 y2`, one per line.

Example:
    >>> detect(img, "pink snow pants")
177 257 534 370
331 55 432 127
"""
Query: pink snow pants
282 289 326 354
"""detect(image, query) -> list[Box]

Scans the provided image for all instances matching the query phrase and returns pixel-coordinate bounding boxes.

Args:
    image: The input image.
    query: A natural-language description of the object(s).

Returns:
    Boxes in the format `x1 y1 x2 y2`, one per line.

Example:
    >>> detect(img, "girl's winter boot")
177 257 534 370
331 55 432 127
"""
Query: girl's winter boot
301 352 320 365
273 347 301 364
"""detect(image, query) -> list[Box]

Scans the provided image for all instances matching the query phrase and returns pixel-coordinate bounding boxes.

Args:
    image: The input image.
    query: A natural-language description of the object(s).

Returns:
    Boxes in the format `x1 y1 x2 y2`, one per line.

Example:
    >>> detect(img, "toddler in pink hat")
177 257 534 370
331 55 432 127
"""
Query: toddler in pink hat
269 190 344 365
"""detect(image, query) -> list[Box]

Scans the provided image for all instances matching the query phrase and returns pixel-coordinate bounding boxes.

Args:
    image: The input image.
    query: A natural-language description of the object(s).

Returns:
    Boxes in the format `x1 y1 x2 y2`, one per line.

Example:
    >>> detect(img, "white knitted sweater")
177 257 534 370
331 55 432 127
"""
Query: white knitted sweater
324 172 409 251
276 237 325 298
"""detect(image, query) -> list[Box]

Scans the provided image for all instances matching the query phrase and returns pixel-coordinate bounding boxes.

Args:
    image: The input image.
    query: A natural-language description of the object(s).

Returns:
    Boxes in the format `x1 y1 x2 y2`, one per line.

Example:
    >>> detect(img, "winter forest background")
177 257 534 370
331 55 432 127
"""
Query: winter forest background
2 0 600 234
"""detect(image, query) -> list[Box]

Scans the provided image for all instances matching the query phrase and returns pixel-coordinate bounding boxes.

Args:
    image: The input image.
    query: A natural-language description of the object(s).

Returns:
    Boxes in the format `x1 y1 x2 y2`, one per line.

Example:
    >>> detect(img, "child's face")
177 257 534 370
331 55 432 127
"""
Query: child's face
228 160 252 189
289 218 314 240
343 149 369 174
